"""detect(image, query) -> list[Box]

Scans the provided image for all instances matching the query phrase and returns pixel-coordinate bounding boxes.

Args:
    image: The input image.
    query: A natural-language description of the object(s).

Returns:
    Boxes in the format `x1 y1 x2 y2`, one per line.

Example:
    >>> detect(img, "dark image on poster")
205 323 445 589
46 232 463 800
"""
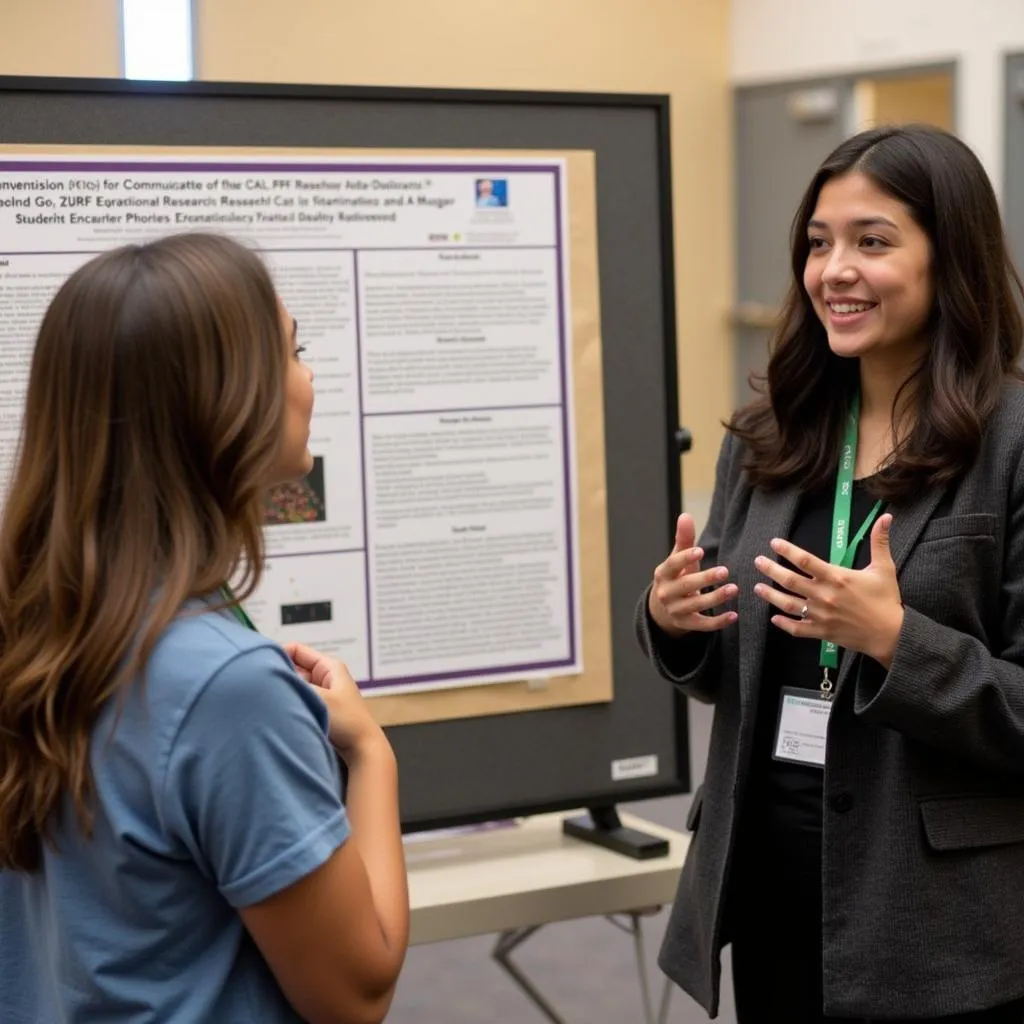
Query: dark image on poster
281 600 333 626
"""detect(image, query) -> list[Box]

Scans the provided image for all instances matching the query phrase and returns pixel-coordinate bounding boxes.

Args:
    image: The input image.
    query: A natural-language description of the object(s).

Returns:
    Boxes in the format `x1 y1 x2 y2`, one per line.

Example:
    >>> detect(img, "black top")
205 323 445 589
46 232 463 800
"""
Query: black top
743 476 881 838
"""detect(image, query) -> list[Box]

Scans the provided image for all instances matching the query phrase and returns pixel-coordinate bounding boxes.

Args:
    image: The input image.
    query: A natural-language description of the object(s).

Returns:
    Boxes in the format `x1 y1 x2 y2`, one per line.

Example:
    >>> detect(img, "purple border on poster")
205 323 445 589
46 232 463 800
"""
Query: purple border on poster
0 161 559 175
0 157 577 693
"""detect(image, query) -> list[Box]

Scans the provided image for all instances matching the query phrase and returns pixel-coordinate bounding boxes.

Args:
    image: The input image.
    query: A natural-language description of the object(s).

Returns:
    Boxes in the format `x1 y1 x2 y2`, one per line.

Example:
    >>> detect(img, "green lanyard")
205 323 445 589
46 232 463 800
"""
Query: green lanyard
220 584 257 632
820 392 883 696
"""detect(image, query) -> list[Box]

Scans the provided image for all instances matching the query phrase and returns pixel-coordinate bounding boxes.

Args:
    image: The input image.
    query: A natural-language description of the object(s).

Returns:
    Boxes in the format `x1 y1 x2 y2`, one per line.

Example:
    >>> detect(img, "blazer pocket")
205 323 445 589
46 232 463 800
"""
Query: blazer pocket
920 795 1024 851
918 513 996 544
685 784 704 832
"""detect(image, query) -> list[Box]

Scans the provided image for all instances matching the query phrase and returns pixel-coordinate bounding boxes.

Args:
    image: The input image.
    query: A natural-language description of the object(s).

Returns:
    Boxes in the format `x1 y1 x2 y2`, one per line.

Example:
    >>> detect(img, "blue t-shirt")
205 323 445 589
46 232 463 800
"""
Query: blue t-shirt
0 607 350 1023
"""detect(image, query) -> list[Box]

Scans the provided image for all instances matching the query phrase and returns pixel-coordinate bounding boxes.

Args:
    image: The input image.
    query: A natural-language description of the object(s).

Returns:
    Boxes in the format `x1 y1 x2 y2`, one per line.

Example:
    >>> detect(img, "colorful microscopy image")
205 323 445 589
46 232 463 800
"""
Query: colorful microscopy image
264 456 326 525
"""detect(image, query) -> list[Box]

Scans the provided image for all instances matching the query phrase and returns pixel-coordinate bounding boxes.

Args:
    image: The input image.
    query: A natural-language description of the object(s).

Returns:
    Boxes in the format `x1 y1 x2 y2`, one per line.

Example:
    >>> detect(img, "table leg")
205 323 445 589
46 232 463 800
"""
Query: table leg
657 974 674 1024
491 912 673 1024
606 910 672 1024
491 926 568 1024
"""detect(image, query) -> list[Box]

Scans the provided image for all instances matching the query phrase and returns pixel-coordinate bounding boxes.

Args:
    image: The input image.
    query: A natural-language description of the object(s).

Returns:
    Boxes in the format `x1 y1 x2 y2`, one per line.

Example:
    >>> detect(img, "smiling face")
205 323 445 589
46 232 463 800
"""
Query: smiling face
803 170 934 371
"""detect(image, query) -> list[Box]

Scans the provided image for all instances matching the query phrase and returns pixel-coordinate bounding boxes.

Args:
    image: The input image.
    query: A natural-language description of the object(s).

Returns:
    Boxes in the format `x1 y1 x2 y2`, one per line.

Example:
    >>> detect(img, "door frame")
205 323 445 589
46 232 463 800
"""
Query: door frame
734 59 959 130
1002 51 1024 268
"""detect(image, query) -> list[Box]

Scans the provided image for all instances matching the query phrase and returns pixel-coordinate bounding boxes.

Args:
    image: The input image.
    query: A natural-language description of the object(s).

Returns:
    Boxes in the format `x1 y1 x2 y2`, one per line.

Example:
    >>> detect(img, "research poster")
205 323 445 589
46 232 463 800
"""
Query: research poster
0 149 613 725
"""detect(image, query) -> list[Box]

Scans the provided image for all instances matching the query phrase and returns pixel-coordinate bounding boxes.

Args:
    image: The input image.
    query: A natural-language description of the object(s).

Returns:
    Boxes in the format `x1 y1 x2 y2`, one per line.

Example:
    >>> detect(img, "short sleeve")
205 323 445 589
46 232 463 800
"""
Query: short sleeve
161 644 350 908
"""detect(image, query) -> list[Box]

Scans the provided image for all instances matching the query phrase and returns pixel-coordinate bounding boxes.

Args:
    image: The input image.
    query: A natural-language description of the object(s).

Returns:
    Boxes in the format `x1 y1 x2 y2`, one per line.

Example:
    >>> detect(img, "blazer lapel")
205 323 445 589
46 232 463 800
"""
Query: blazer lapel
737 486 800 710
834 484 945 695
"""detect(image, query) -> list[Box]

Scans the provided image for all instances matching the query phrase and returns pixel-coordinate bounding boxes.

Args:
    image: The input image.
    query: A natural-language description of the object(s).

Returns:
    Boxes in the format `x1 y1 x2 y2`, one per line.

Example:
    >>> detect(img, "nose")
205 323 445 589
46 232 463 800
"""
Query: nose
821 245 858 286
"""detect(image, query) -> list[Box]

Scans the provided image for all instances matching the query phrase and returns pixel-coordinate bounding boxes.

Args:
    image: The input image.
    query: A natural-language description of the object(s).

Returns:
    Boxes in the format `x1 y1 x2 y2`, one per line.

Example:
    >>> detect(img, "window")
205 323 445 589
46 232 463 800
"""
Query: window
122 0 193 81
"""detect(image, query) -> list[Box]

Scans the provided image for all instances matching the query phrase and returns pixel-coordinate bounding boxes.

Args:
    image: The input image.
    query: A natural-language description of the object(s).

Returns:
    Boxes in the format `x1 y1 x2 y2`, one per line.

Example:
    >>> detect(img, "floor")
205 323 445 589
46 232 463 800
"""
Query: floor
386 700 738 1024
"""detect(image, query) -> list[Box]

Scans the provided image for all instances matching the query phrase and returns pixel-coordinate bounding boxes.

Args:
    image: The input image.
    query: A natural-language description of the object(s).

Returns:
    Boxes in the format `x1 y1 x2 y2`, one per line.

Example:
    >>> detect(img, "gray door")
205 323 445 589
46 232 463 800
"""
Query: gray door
1004 54 1024 271
733 80 852 406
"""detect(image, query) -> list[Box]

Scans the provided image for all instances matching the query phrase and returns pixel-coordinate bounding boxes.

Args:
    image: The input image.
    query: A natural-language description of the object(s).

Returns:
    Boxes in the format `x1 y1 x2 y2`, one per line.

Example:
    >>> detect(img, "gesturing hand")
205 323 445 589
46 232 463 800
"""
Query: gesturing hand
753 513 905 667
648 513 739 638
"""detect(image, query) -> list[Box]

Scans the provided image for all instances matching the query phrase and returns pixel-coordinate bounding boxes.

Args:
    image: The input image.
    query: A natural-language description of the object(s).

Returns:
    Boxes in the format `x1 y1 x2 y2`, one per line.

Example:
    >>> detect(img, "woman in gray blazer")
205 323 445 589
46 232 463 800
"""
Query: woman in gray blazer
638 124 1024 1022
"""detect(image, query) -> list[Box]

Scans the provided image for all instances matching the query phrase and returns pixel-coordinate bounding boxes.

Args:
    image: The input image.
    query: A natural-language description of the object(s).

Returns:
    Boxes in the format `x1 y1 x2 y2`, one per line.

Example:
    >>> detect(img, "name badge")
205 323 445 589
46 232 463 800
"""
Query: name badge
772 686 832 767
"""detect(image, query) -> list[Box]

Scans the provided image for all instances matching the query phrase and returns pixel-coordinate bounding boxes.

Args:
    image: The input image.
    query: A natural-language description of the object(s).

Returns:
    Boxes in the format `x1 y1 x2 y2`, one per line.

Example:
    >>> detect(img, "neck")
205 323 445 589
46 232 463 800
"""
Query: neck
854 351 921 478
857 351 920 426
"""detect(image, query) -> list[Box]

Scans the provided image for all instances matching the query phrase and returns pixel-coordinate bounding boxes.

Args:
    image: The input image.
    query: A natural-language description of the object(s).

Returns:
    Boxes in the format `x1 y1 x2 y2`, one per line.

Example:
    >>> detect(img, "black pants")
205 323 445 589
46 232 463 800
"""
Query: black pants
729 819 826 1022
729 823 1024 1023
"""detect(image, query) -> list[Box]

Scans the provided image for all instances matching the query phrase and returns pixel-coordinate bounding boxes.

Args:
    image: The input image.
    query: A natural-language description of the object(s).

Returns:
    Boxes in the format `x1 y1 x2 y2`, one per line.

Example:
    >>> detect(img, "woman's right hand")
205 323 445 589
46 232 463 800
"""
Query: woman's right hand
648 514 739 637
282 643 385 762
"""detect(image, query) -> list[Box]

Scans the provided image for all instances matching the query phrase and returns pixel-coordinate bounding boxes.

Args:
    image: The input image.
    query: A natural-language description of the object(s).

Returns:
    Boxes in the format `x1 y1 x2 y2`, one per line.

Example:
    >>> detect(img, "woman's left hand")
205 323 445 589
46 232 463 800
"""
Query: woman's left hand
753 513 905 668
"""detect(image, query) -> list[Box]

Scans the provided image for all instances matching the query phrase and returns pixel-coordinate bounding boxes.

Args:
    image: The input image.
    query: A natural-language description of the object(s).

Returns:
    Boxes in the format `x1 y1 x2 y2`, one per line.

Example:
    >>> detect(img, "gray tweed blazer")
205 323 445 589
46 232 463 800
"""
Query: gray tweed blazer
636 382 1024 1019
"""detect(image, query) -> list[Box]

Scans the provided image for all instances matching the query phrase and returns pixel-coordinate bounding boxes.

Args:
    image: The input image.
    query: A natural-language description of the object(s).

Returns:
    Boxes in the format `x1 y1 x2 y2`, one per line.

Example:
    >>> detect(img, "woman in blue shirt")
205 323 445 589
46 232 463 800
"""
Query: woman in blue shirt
0 233 408 1023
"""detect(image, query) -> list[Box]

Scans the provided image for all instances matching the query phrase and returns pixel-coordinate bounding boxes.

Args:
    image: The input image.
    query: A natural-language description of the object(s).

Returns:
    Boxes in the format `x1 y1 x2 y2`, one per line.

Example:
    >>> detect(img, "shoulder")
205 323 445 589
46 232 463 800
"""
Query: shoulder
147 608 291 701
946 380 1024 517
155 613 337 815
713 425 751 492
978 379 1024 473
135 608 329 756
164 611 325 727
989 379 1024 434
721 397 772 471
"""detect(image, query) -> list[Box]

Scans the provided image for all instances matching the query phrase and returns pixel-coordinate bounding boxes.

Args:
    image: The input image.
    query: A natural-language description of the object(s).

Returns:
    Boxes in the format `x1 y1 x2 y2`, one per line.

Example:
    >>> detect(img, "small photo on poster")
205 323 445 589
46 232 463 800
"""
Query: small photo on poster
475 177 508 208
264 456 327 525
281 600 333 627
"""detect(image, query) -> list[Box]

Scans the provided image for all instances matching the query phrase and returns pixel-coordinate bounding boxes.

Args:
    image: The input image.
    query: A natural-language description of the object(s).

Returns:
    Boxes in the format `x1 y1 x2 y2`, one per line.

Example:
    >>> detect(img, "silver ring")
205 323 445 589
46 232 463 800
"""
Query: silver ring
799 604 809 620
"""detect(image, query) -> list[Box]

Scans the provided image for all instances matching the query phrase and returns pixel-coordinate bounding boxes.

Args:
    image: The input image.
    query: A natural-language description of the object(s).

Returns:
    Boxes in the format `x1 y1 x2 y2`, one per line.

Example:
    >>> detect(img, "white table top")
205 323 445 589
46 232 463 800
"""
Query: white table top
405 811 690 944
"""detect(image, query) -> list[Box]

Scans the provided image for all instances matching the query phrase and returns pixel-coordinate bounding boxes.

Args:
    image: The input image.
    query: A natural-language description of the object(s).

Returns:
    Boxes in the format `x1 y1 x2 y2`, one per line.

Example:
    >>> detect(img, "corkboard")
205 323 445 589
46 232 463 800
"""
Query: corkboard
0 144 612 728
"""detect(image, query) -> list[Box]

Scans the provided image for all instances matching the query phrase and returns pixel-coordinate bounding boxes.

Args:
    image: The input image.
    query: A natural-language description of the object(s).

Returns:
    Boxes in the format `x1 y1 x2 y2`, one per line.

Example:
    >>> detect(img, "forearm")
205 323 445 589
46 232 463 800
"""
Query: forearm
344 733 409 962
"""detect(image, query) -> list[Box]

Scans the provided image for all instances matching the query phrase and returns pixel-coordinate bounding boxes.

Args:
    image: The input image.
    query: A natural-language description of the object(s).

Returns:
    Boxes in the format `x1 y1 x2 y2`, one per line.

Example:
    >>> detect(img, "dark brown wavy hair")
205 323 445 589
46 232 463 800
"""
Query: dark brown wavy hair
0 233 288 871
730 124 1024 498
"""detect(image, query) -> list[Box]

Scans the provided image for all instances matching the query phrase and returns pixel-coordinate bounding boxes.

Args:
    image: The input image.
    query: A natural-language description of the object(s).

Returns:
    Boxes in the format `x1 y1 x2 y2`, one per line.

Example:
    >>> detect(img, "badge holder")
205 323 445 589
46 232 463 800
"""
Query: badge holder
771 669 834 768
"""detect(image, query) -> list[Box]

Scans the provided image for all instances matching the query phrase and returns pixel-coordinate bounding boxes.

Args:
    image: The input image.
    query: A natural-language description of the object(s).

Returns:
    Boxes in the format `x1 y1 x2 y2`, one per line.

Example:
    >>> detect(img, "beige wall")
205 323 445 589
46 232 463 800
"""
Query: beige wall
0 0 121 77
196 0 732 503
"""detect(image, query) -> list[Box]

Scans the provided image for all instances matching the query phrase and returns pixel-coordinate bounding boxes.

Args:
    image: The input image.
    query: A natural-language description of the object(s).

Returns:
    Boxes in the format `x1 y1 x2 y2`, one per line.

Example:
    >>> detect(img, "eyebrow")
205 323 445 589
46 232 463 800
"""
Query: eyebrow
807 216 900 231
291 318 299 341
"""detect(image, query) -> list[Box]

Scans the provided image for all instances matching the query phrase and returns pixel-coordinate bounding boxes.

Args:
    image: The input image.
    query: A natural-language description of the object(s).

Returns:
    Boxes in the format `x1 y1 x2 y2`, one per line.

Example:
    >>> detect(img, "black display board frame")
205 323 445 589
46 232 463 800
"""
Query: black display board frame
0 75 690 832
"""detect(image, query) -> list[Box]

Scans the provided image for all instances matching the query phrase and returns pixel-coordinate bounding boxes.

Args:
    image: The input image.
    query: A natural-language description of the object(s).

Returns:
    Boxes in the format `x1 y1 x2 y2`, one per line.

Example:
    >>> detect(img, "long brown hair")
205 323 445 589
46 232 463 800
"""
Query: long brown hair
731 124 1024 498
0 233 287 871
